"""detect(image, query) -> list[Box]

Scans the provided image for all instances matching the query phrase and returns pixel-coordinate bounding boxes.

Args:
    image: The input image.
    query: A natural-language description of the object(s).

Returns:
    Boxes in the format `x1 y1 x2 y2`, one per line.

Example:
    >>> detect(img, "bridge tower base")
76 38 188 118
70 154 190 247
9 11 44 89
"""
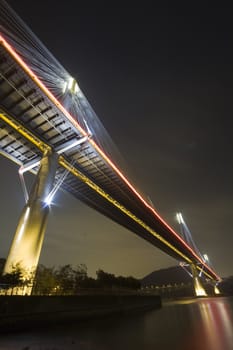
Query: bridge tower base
214 284 221 295
191 264 207 297
3 150 58 294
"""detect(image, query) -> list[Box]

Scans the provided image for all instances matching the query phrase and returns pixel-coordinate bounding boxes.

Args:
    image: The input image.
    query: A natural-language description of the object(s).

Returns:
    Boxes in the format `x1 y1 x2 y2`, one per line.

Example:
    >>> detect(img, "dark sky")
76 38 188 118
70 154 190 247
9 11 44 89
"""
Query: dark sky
0 1 232 278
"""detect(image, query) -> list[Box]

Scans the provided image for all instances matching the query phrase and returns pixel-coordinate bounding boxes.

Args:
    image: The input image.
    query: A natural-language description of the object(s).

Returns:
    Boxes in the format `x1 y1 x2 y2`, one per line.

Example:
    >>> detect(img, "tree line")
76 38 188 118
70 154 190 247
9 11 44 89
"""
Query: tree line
0 262 141 295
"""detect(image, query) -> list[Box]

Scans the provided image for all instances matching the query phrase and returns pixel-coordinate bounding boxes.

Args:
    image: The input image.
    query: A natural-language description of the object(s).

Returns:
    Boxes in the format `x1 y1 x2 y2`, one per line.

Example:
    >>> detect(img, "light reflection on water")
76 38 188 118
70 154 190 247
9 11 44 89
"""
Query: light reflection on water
0 296 233 350
174 297 233 350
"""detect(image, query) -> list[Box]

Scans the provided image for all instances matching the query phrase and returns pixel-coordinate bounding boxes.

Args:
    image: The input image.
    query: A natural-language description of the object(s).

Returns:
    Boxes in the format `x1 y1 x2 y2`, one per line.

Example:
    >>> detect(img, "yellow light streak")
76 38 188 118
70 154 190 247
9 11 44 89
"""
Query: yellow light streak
0 34 221 282
196 264 213 281
0 111 50 153
59 157 194 264
0 111 194 267
0 114 216 282
194 277 207 297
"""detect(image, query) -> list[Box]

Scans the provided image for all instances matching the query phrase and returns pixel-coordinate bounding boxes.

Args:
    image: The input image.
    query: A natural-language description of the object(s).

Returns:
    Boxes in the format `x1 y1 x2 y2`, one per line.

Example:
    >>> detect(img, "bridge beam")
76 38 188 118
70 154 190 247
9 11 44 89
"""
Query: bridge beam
3 150 58 294
191 264 207 297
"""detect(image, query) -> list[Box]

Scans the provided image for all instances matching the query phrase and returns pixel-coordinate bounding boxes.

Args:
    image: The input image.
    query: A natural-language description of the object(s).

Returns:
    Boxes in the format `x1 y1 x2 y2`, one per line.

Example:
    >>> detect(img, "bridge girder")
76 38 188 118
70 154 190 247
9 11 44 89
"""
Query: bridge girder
0 32 220 283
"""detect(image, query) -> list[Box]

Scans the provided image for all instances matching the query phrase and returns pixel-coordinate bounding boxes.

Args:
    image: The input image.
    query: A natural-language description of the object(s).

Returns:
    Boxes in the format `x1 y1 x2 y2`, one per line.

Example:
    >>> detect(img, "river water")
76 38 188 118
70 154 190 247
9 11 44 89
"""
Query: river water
0 296 233 350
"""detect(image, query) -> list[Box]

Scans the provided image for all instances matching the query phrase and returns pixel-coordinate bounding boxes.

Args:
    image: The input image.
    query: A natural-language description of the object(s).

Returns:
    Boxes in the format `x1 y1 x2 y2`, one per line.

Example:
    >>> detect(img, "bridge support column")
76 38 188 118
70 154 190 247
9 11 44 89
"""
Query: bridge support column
214 284 221 295
3 150 58 294
191 264 207 297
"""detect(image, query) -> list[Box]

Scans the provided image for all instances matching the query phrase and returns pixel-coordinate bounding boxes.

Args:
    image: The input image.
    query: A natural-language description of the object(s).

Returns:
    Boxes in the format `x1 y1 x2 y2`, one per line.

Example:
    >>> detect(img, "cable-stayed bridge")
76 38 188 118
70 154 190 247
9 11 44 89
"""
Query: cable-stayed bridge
0 1 220 289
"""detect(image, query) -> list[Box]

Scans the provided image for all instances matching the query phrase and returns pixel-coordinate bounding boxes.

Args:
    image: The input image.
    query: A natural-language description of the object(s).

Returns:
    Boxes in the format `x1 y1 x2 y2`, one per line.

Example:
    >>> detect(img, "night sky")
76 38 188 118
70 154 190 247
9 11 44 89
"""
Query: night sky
0 1 232 278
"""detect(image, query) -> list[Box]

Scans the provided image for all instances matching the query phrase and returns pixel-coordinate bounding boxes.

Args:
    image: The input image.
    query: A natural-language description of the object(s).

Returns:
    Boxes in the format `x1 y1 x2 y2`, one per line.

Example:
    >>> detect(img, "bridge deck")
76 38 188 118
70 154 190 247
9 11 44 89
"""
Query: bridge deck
0 35 219 281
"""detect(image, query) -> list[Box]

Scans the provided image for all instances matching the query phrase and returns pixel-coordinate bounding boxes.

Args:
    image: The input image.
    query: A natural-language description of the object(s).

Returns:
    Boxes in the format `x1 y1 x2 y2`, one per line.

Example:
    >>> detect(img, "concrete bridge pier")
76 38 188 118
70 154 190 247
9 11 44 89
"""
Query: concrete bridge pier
3 150 58 294
191 264 207 297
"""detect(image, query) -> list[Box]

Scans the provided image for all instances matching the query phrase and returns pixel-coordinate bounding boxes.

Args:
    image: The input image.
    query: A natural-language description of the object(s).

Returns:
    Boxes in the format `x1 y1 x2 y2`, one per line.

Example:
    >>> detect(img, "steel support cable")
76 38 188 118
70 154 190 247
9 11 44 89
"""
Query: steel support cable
0 4 125 168
0 72 68 140
64 101 138 206
71 96 115 150
0 26 66 95
0 34 116 167
70 144 141 214
0 33 66 95
68 99 148 213
182 222 203 259
0 1 65 70
0 11 221 281
0 110 218 281
1 2 121 162
60 158 215 281
0 17 45 60
46 160 75 203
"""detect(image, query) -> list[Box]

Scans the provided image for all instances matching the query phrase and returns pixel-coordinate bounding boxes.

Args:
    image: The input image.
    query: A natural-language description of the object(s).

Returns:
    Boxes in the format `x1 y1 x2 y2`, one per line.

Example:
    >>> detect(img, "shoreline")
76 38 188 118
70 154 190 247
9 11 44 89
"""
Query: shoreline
0 294 161 333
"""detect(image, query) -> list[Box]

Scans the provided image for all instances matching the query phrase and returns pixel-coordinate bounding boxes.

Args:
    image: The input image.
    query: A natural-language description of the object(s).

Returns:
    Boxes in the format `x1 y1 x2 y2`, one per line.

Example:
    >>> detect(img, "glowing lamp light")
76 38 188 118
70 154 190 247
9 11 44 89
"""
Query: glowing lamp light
176 212 184 224
0 33 221 282
194 277 207 297
62 81 67 93
214 285 221 295
203 254 209 262
44 196 52 206
17 206 30 243
44 191 56 206
63 76 79 94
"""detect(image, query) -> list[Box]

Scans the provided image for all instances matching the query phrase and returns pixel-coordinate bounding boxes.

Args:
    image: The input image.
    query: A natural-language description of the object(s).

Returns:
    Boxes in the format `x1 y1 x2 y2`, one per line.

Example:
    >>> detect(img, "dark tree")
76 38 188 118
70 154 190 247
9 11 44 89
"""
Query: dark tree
0 263 24 289
33 264 57 295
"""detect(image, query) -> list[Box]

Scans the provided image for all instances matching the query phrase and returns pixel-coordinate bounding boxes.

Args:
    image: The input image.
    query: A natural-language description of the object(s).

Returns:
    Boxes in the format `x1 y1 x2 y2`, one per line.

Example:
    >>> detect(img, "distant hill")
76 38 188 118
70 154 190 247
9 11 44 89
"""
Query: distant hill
219 276 233 295
141 265 192 287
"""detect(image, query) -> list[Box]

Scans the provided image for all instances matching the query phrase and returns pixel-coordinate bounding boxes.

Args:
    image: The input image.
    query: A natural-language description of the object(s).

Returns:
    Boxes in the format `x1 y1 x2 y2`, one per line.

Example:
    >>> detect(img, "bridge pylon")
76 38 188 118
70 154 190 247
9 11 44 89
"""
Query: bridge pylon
3 150 58 294
191 264 207 297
